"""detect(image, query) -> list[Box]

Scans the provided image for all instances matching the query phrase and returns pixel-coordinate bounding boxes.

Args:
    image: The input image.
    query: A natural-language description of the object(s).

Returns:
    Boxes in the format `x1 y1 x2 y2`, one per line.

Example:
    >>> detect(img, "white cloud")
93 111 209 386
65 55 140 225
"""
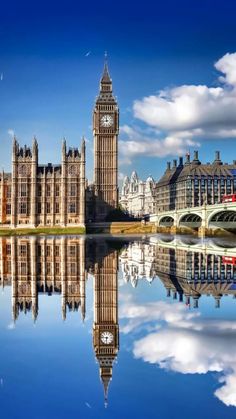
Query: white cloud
119 135 200 159
120 52 236 161
120 297 236 407
215 52 236 86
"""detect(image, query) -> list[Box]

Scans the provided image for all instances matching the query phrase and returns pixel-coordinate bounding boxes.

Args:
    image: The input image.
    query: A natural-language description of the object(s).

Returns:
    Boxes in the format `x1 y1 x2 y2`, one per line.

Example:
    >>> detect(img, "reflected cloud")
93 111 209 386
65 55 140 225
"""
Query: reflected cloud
121 297 236 407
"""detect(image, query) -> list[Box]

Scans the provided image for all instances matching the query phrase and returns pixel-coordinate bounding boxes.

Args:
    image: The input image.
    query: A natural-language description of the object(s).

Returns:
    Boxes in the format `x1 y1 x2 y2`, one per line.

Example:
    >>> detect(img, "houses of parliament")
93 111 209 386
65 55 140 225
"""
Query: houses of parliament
0 60 119 227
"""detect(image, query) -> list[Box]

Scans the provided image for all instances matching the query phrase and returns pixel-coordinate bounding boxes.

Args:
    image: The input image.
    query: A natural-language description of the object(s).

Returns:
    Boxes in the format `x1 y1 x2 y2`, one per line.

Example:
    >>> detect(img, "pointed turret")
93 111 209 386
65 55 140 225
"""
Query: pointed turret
62 138 66 158
81 136 86 160
12 136 18 159
101 54 112 84
101 371 111 408
32 136 38 158
98 53 115 100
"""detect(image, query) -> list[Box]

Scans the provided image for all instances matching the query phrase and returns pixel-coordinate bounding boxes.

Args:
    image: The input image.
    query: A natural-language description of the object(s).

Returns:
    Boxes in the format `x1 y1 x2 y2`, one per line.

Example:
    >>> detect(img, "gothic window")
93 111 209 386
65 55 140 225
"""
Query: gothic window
19 183 27 197
69 245 76 257
6 204 11 215
55 184 60 197
46 246 51 257
19 202 27 215
20 262 27 275
55 202 60 214
55 262 60 275
46 202 51 213
19 245 27 257
68 202 76 213
6 244 11 255
70 184 76 196
55 246 60 257
69 263 76 275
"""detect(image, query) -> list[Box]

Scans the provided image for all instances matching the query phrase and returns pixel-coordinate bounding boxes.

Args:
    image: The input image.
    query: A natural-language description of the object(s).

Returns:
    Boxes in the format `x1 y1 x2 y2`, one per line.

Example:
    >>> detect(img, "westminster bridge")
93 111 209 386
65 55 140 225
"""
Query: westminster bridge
150 201 236 234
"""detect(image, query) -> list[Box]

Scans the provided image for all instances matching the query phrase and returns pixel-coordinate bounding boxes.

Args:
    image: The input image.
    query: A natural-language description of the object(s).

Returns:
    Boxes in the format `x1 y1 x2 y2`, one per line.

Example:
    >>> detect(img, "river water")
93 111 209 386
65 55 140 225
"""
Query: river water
0 234 236 419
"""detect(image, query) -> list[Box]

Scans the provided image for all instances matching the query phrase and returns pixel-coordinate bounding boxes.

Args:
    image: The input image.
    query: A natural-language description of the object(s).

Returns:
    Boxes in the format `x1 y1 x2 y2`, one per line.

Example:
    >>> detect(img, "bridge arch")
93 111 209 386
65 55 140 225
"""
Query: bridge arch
159 215 174 227
208 210 236 230
178 213 202 228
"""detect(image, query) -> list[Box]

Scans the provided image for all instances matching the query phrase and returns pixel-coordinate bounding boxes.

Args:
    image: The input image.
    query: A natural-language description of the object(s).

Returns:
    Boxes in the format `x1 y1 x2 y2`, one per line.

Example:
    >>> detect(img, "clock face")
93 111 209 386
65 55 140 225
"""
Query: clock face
100 331 114 345
100 114 113 127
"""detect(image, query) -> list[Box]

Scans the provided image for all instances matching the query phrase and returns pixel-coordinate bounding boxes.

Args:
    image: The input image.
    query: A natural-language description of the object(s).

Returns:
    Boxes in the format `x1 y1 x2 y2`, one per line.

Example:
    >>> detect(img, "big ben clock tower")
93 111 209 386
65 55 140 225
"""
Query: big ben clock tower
93 56 119 221
92 244 119 406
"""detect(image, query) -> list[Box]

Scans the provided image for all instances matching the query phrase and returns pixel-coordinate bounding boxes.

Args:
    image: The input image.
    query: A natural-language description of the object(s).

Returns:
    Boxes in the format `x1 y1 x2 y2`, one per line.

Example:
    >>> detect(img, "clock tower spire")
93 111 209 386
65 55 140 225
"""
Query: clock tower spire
92 245 119 407
93 56 119 221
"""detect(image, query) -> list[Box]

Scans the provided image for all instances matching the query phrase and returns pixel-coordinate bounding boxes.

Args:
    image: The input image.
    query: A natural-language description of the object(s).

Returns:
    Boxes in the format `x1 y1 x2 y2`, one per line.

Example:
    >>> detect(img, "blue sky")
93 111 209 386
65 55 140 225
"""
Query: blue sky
1 0 236 183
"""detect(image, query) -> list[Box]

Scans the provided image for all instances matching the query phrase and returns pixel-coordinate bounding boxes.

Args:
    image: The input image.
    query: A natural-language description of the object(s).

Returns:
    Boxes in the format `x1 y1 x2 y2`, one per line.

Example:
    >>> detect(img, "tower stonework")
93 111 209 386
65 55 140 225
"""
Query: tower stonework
92 243 119 406
93 60 119 221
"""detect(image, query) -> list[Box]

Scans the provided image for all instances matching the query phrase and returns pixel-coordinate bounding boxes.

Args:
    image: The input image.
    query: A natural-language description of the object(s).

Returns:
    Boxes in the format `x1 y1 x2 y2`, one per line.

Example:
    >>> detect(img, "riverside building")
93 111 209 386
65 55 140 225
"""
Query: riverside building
156 151 236 212
0 60 119 228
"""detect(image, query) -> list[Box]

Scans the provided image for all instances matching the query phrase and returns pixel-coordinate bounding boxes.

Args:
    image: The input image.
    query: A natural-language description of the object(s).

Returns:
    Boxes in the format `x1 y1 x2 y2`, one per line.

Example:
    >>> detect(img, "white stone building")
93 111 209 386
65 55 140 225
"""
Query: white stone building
119 242 156 287
119 171 156 217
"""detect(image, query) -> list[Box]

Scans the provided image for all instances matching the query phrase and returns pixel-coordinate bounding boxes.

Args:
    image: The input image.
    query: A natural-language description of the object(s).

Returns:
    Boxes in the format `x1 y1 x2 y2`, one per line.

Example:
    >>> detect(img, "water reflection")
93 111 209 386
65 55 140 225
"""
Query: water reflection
120 236 236 308
119 235 236 408
1 235 236 412
0 236 121 406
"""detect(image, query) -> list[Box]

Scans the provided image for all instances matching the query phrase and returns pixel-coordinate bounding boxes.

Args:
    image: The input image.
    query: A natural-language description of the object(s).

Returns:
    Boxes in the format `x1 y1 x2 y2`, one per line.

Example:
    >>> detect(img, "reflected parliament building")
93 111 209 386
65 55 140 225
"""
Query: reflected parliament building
0 236 120 405
1 236 236 403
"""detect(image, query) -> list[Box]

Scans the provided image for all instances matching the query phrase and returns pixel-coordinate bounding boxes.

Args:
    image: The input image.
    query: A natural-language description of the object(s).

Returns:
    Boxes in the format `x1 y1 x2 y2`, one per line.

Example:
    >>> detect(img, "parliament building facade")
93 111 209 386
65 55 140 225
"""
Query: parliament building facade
0 61 119 227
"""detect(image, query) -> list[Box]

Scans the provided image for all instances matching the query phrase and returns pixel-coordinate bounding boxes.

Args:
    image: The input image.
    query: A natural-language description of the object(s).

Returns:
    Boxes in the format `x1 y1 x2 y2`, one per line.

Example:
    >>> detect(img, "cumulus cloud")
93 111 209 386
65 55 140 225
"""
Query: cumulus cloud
120 126 199 159
120 52 236 161
215 52 236 86
120 297 236 407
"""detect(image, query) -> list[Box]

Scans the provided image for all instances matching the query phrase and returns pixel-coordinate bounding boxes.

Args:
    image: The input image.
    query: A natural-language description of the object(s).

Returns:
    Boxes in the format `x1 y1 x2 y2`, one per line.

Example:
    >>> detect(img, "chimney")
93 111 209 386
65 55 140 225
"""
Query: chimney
167 162 171 171
193 150 198 160
173 159 177 168
214 150 222 165
215 151 220 161
179 156 183 166
193 150 201 165
185 152 190 165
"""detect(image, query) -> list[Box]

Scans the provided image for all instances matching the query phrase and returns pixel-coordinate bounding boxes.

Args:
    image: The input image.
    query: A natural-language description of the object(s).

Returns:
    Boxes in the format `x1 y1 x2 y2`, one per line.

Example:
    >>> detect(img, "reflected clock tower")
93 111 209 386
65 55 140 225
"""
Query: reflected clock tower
93 247 119 406
93 55 119 221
